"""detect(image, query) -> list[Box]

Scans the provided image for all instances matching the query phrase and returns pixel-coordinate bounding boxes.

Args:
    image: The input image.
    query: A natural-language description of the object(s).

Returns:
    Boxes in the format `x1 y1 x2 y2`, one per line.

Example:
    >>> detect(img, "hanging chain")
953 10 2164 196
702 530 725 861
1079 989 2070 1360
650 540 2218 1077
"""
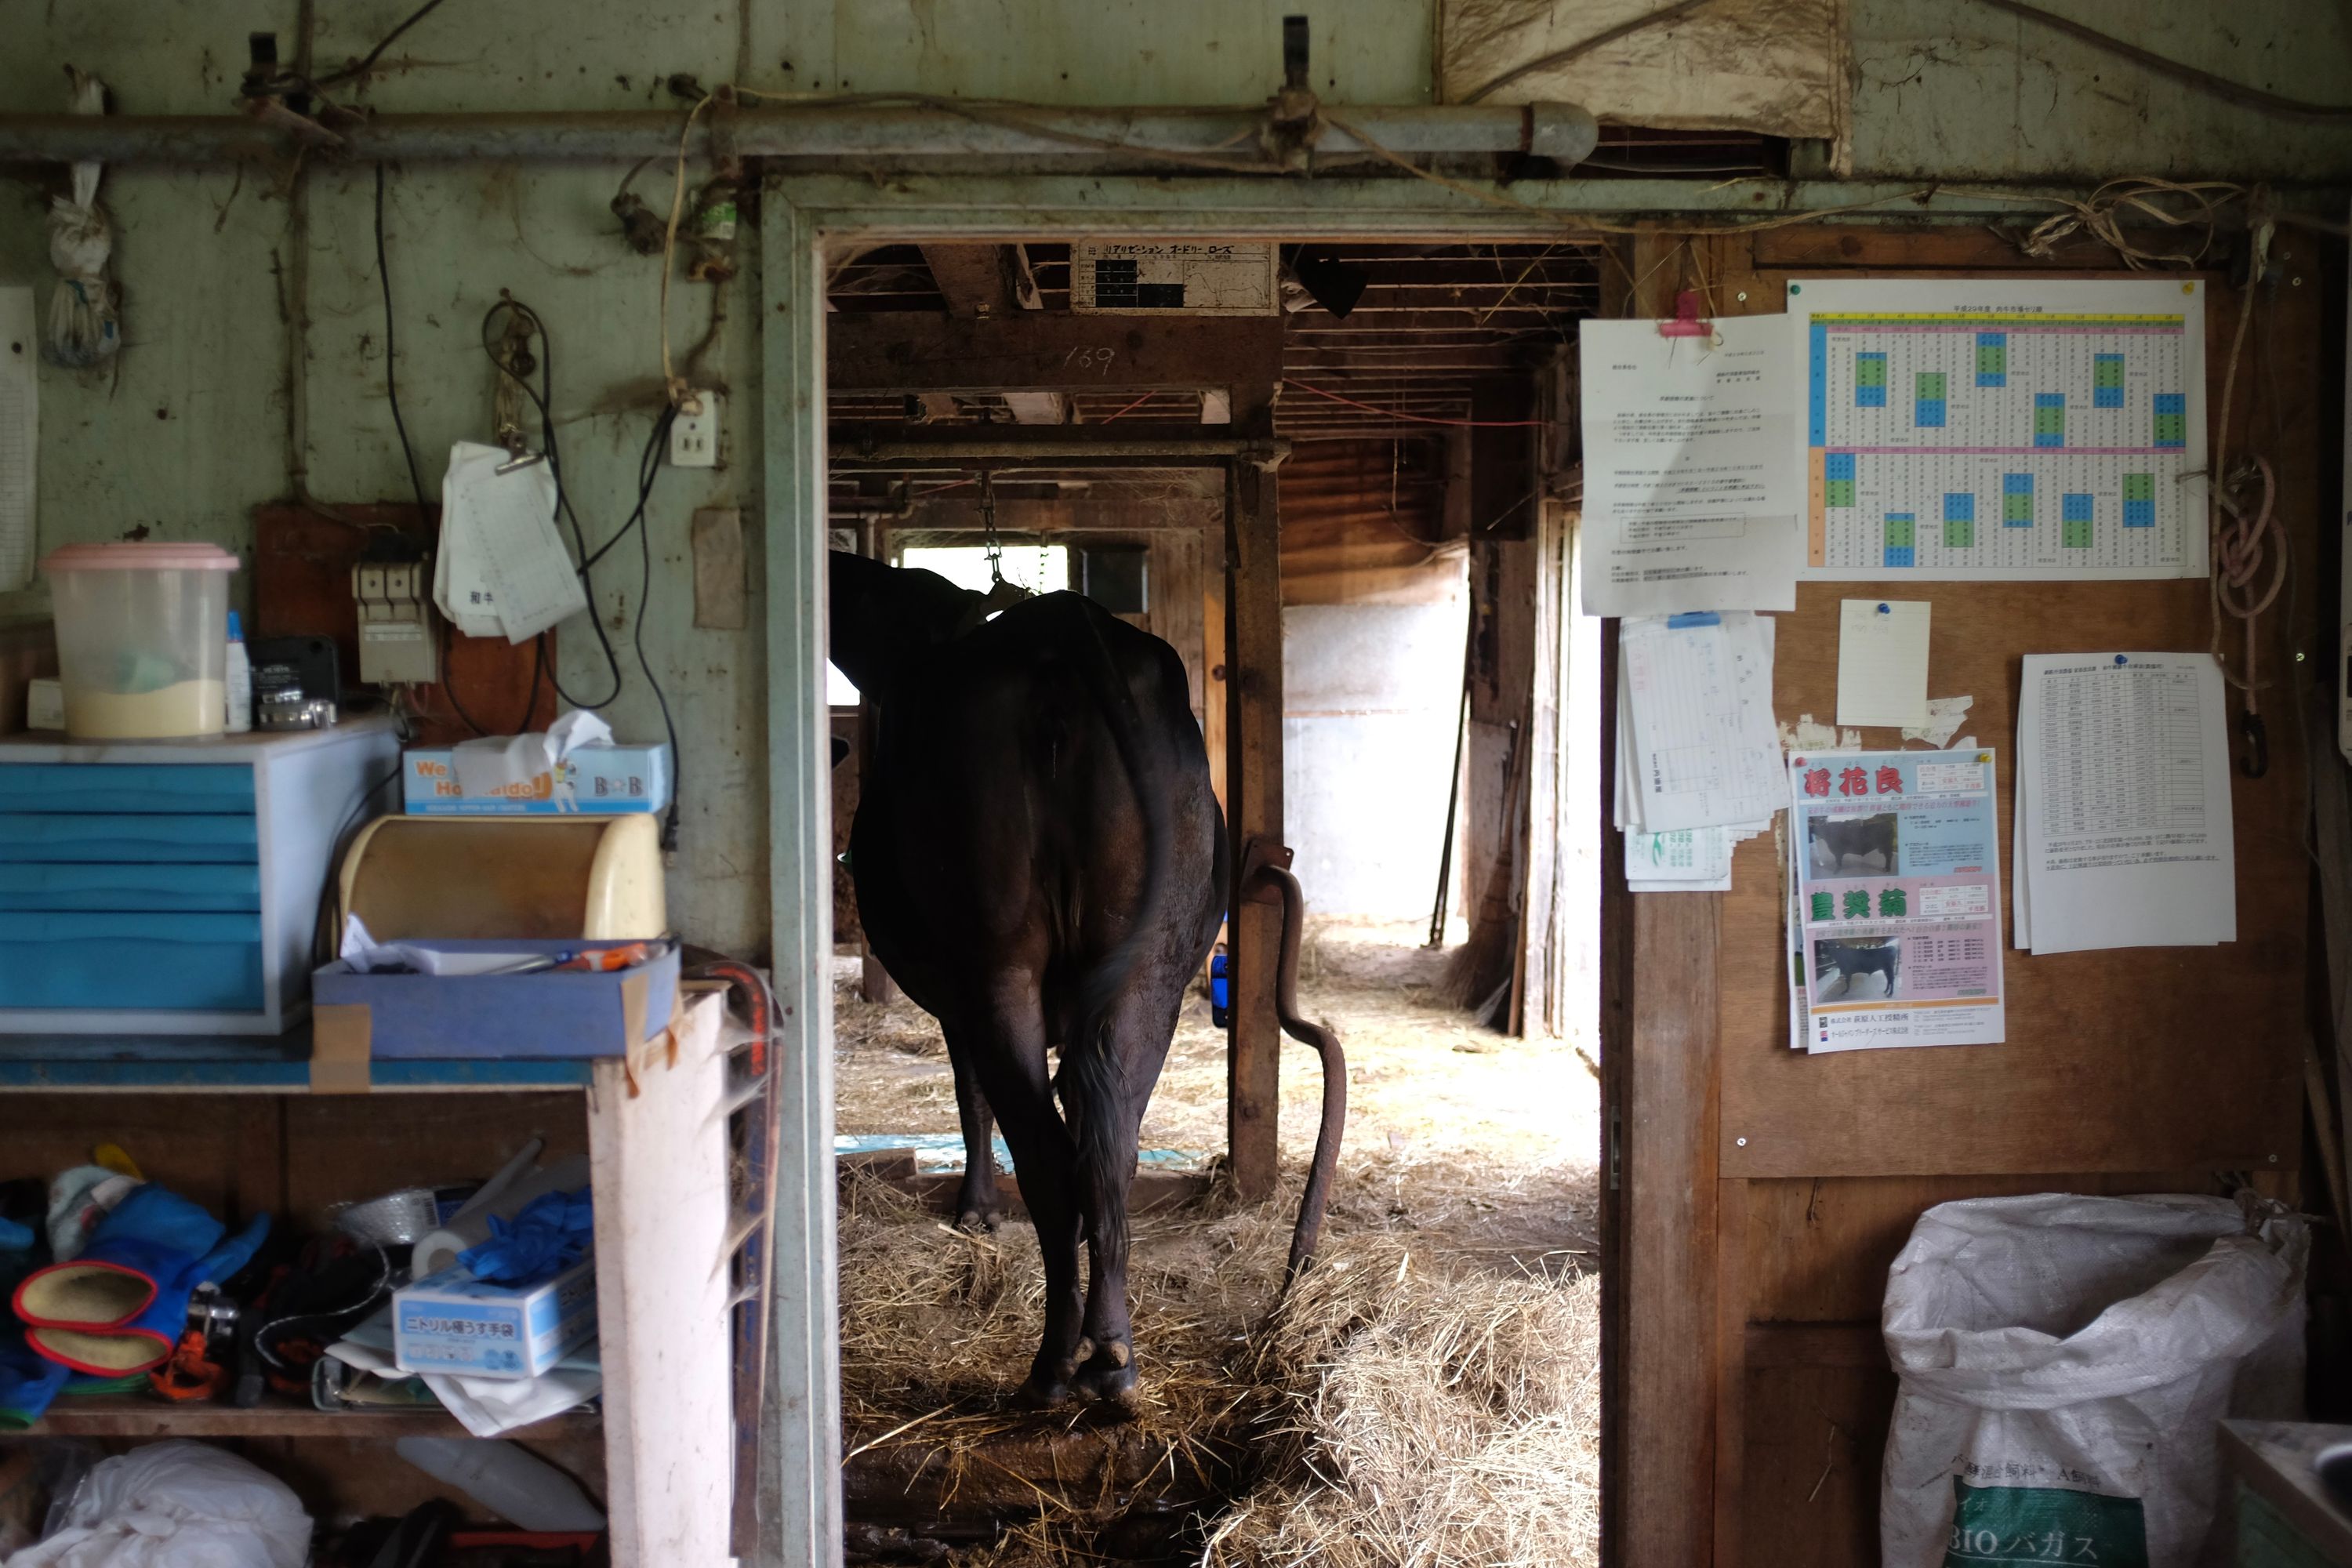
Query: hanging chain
980 470 1004 585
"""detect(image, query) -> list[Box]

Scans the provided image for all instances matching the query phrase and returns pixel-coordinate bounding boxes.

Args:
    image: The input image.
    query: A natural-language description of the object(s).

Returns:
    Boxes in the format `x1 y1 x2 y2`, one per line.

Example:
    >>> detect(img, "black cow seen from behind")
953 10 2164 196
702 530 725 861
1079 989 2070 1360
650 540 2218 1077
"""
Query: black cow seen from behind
829 552 1226 1406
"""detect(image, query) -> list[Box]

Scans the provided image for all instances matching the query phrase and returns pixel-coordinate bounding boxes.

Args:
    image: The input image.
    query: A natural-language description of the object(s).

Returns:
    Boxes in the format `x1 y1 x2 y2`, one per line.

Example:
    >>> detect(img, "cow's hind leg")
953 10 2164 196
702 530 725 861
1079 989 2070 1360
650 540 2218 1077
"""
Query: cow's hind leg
1065 993 1178 1406
941 1036 1001 1232
960 985 1087 1405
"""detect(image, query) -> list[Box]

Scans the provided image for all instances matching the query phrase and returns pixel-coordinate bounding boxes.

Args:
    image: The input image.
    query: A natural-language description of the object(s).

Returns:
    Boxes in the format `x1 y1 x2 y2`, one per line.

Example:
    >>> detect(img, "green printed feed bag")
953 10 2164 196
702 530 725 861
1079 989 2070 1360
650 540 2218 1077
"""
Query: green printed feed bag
1880 1193 2306 1568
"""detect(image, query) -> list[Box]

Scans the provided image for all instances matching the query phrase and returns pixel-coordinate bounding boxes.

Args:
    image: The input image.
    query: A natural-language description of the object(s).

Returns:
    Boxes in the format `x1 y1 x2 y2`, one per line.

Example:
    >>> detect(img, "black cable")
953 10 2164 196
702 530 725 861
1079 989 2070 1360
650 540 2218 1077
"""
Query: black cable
314 760 408 965
481 296 684 848
376 161 492 738
374 165 430 520
247 0 454 101
332 0 452 88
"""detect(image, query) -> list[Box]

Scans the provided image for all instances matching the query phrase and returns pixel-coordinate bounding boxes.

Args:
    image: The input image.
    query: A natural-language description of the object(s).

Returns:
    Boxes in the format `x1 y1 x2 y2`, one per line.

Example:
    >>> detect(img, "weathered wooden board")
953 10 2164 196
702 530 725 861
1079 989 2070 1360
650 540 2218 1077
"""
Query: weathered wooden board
1719 261 2320 1179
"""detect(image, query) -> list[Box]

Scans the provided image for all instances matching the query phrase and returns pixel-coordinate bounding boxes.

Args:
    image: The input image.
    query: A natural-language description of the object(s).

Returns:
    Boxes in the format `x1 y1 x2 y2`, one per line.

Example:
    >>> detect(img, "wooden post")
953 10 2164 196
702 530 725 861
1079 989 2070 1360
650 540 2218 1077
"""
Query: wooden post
1599 229 1729 1568
1225 426 1283 1202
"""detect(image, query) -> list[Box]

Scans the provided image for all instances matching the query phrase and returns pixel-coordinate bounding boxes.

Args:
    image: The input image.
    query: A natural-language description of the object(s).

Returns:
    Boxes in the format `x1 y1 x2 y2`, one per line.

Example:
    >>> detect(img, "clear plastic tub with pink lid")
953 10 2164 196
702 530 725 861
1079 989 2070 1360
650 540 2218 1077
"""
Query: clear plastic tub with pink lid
41 542 242 739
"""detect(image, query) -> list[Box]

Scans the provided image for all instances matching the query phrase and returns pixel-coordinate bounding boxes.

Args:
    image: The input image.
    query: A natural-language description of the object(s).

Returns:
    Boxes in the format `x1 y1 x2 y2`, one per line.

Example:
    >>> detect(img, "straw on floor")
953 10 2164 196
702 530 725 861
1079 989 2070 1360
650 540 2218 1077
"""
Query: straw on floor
835 920 1601 1566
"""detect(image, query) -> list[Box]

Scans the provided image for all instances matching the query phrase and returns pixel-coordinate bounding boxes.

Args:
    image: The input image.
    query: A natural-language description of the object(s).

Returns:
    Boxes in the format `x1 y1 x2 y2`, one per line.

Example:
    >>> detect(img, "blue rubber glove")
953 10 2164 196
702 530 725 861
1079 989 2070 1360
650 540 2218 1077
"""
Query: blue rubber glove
459 1188 592 1286
14 1185 270 1375
0 1330 69 1429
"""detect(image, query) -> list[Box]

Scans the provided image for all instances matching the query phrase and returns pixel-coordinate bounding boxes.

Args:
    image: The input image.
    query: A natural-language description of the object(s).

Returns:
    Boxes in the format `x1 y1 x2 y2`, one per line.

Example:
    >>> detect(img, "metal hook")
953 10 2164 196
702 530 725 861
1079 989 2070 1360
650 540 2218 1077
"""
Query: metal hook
2239 710 2269 779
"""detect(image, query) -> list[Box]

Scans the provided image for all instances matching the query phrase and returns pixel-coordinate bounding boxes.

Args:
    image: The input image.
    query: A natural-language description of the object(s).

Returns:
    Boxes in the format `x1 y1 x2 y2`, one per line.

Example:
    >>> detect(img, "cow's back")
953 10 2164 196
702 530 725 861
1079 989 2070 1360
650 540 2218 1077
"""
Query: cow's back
852 593 1224 1025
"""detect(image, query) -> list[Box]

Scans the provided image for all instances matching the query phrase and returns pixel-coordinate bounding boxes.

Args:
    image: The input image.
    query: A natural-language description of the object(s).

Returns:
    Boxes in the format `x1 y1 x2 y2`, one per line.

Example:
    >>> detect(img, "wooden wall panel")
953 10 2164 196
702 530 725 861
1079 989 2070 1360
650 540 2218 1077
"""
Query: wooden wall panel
1742 1170 2288 1325
1719 270 2320 1180
1606 221 2335 1568
0 1095 277 1221
251 503 558 746
1738 1365 1895 1568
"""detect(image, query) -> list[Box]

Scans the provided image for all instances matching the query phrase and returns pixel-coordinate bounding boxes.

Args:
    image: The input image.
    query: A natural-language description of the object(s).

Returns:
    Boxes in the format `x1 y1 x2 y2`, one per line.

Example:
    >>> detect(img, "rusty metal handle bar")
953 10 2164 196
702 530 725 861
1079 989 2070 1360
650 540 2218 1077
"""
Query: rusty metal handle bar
1240 840 1348 1290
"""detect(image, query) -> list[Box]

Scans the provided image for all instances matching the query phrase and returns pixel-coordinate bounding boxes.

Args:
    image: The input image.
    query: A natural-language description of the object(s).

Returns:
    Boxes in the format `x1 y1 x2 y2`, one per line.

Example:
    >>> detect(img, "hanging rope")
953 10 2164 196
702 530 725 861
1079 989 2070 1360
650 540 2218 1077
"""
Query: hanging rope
2203 191 2285 778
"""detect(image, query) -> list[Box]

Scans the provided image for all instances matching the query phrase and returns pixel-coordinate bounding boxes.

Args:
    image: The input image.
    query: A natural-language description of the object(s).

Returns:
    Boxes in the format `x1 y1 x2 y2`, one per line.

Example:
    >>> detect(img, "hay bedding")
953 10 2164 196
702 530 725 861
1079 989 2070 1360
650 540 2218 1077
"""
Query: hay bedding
837 923 1600 1566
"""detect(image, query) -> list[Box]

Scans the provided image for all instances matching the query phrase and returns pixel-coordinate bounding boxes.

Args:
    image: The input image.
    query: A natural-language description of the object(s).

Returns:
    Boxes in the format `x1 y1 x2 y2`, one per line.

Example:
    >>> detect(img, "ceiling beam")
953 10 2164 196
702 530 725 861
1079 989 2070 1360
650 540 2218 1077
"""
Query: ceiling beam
826 313 1283 397
916 244 1015 318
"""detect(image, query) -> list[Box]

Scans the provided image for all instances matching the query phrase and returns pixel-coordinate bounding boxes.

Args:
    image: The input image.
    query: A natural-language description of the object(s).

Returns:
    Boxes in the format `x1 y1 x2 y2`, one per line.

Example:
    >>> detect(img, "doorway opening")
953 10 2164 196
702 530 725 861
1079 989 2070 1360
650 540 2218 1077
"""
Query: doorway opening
810 230 1602 1566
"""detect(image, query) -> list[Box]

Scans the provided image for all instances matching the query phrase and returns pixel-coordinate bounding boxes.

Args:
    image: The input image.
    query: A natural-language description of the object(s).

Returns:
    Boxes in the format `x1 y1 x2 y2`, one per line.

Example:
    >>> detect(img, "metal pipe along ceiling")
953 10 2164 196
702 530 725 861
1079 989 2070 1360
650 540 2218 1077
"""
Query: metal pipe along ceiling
0 103 1601 166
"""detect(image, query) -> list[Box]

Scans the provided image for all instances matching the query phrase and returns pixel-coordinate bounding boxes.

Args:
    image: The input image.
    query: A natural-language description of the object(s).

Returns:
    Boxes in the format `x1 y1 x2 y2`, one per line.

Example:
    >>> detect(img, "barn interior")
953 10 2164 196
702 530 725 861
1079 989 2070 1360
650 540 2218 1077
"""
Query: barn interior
820 236 1606 1559
0 5 2347 1568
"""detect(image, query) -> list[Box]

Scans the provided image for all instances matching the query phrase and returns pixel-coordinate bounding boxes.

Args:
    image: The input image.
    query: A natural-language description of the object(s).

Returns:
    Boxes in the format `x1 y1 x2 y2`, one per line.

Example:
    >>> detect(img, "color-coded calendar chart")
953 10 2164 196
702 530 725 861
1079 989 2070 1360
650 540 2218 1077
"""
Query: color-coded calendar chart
1793 278 2208 580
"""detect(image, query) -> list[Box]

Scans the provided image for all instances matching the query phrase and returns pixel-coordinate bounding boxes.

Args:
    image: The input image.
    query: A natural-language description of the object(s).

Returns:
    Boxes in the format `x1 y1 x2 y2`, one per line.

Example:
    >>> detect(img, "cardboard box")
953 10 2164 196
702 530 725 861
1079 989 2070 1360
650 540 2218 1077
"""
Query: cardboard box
401 742 670 815
394 1257 597 1379
311 939 679 1059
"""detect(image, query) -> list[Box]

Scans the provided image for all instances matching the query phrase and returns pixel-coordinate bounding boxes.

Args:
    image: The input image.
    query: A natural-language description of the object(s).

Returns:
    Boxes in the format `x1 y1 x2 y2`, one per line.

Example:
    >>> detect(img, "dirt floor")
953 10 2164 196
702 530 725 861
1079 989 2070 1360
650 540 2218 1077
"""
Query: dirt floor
832 920 1602 1565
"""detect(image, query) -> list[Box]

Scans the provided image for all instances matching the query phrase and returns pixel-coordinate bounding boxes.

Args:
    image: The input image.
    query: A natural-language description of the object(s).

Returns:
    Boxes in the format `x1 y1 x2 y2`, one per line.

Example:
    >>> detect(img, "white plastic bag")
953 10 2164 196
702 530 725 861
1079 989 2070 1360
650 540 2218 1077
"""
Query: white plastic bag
1882 1193 2306 1568
4 1440 310 1568
43 68 118 371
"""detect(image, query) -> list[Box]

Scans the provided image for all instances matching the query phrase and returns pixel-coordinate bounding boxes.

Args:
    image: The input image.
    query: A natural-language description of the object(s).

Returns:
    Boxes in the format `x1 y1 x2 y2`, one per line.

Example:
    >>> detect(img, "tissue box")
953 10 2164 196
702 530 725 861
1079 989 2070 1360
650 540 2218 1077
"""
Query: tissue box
312 939 680 1059
402 742 670 815
394 1256 597 1379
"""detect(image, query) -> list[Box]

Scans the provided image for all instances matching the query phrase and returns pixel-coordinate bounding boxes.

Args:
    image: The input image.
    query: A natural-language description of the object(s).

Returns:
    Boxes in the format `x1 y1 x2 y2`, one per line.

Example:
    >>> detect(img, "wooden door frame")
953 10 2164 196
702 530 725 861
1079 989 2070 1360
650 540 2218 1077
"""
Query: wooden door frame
757 172 2083 1568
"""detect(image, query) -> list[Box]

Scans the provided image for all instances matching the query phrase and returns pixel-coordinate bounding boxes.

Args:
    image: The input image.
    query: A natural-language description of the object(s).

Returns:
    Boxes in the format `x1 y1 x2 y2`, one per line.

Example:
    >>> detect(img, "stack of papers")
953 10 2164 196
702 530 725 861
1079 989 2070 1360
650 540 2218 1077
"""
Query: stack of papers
1614 612 1779 891
434 441 590 644
1784 746 2006 1052
2013 652 2235 953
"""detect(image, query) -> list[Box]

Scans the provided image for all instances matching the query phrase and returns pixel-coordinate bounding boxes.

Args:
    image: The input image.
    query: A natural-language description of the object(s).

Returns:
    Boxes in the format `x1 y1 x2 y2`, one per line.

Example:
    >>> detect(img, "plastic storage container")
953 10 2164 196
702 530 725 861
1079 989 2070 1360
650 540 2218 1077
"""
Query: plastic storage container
42 542 241 739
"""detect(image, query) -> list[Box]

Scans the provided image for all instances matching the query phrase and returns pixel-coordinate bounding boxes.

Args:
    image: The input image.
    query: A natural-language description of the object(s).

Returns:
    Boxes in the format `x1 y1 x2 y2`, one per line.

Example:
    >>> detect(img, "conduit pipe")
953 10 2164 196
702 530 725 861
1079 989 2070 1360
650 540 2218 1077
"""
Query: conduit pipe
0 103 1600 167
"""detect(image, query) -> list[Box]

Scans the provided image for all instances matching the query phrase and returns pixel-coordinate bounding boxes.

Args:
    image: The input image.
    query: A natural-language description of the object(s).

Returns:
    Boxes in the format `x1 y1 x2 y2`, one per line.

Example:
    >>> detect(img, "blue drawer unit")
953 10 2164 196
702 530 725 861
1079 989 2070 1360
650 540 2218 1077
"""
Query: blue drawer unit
0 863 263 913
0 721 399 1035
0 813 261 862
0 913 266 1011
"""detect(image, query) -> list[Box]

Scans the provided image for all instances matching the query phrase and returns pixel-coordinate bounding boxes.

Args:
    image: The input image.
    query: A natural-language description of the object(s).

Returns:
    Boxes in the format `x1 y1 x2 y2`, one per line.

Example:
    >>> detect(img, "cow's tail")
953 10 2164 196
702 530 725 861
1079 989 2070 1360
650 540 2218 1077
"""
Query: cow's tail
1058 600 1171 1265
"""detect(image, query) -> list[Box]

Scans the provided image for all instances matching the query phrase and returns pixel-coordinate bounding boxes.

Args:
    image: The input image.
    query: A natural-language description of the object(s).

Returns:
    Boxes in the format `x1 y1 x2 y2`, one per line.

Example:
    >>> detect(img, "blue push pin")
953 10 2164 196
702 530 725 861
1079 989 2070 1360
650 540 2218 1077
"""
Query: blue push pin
2114 654 2128 666
1878 602 1890 614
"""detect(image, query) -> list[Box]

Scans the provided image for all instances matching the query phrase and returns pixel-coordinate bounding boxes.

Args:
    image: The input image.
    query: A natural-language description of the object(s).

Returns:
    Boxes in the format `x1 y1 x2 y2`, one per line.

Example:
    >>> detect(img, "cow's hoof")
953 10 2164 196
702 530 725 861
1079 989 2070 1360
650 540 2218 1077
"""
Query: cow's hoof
1073 1340 1139 1406
954 1207 999 1235
1014 1371 1074 1408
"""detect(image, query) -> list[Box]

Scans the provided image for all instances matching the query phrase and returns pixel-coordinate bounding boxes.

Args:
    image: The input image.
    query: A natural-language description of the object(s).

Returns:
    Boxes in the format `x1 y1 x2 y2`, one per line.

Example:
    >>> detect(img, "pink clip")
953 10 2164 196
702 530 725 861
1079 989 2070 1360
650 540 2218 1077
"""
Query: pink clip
1657 289 1713 338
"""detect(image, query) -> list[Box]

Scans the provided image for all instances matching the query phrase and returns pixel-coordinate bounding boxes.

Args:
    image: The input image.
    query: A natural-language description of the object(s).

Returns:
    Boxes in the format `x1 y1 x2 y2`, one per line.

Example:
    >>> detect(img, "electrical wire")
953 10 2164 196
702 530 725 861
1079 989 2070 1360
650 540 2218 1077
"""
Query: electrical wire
1281 379 1548 429
480 296 684 848
375 161 502 739
249 0 453 101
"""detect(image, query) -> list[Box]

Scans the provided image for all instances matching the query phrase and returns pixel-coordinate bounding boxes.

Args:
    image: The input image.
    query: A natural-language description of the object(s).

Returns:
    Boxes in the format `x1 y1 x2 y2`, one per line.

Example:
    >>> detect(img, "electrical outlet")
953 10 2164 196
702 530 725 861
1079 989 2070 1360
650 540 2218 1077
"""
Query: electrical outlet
670 390 721 468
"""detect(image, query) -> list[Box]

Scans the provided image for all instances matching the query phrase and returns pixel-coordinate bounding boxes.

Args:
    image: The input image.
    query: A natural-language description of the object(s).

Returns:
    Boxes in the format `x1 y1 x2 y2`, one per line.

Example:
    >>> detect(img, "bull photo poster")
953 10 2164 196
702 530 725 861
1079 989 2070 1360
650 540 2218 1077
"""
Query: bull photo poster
1786 747 2006 1053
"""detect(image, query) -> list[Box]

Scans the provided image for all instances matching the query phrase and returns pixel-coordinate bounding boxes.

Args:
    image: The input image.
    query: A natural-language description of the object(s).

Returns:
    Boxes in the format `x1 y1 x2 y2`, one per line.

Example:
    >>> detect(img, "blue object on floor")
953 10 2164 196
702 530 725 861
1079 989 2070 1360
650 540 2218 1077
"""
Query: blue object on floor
1210 953 1231 1029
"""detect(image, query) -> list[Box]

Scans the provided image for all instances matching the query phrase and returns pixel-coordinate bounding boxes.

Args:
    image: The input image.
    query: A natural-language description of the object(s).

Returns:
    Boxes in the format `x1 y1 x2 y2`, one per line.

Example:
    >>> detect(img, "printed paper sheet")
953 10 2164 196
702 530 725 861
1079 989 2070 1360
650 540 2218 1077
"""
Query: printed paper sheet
2013 652 2235 953
1786 746 2006 1052
1579 314 1798 617
1791 277 2207 581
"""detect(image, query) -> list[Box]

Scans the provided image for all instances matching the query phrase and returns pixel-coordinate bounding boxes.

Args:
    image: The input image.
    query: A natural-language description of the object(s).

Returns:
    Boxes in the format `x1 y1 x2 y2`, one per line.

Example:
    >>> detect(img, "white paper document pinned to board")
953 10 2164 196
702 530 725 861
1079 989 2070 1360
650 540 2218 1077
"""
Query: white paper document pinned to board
1578 315 1798 617
1616 611 1782 835
434 441 588 644
1836 598 1932 728
2013 652 2235 953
